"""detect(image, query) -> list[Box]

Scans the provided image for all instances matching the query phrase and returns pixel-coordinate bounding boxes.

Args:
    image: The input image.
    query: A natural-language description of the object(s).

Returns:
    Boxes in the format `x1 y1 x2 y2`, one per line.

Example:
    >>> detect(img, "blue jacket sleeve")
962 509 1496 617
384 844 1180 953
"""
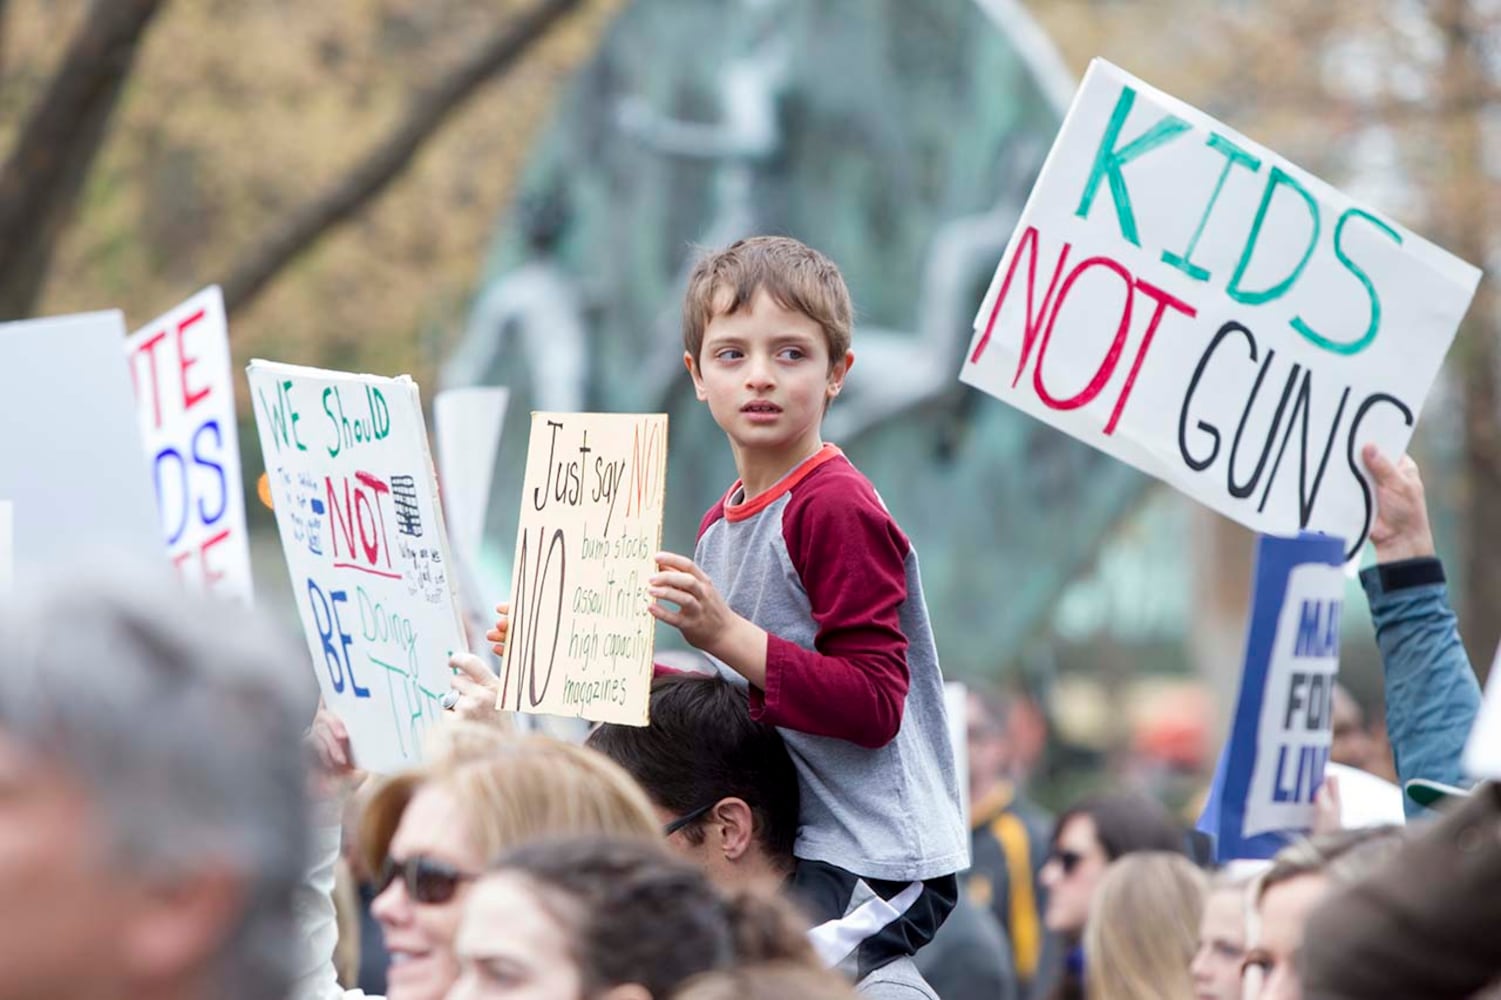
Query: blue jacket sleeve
1359 557 1482 818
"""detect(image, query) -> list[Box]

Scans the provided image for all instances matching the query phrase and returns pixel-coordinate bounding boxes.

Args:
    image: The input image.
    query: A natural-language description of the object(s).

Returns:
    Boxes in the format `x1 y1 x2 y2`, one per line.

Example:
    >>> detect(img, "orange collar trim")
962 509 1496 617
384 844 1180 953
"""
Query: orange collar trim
723 444 843 523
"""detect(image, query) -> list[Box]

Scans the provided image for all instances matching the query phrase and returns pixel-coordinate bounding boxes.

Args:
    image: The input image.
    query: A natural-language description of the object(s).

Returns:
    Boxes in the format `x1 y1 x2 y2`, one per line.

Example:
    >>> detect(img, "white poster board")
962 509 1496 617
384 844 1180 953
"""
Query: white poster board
248 360 468 772
433 387 509 567
125 287 253 603
0 312 165 579
961 60 1481 560
502 412 668 726
0 500 11 600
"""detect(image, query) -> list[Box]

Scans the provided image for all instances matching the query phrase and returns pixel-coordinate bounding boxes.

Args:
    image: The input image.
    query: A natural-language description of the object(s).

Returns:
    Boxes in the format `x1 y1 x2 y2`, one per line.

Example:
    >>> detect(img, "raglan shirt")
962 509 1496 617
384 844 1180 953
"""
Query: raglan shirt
695 444 968 882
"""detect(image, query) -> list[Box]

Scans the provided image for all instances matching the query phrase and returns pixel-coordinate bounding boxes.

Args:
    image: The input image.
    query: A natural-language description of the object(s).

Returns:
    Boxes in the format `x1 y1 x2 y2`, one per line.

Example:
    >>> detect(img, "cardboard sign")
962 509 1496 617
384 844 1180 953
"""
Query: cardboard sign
961 60 1481 560
1464 644 1501 781
248 360 468 772
1198 533 1345 860
0 312 165 580
125 287 253 603
501 412 668 725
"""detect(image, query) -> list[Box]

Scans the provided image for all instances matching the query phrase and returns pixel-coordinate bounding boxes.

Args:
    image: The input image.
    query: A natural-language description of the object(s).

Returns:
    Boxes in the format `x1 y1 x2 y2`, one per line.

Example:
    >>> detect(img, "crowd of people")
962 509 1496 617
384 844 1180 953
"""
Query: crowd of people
5 236 1499 1000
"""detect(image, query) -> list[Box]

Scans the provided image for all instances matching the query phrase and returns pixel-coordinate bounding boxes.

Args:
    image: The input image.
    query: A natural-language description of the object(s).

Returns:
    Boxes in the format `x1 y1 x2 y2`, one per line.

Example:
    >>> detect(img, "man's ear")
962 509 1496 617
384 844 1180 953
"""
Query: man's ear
121 867 244 985
708 797 758 862
685 351 708 401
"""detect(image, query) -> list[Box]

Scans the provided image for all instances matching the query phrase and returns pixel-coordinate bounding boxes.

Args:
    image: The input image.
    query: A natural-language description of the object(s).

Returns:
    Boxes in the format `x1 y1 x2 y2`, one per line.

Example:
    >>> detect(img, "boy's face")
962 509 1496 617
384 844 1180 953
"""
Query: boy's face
686 287 852 467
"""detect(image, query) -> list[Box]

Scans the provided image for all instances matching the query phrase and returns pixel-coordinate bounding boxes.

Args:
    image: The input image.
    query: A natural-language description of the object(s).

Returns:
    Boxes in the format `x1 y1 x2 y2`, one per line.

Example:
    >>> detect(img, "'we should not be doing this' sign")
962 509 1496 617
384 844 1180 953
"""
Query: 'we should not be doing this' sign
962 60 1481 558
249 360 467 773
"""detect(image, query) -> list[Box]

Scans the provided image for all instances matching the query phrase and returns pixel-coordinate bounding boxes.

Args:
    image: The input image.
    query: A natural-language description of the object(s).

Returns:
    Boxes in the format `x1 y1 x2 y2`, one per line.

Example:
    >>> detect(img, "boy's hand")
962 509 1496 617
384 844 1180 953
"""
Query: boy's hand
649 552 767 684
1364 444 1436 563
486 602 510 658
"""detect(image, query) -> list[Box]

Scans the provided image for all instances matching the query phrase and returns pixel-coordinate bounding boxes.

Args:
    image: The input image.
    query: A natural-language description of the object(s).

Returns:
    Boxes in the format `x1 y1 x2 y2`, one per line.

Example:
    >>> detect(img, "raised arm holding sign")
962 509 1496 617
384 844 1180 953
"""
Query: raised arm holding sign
248 360 468 772
961 59 1481 558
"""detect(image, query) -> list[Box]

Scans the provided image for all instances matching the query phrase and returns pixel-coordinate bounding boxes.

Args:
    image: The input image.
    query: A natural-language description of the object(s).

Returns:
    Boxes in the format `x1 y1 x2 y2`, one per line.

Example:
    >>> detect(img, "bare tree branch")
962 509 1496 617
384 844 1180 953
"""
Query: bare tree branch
221 0 585 316
0 0 167 319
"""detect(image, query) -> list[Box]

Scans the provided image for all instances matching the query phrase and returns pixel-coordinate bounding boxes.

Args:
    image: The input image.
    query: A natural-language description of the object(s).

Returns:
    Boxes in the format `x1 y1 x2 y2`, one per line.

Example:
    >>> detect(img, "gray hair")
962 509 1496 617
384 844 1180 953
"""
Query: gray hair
0 568 316 1000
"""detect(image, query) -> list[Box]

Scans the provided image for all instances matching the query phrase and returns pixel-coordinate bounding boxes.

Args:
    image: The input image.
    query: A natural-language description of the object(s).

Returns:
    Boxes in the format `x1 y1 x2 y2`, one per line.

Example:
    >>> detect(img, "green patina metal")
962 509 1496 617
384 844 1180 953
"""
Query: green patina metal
450 0 1150 678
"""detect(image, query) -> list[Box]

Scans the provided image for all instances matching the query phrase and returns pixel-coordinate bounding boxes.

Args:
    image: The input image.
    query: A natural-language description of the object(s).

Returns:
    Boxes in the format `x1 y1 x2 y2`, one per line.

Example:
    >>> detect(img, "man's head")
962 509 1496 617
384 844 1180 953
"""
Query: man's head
587 675 799 887
966 689 1013 804
682 236 853 373
1330 684 1376 774
0 570 315 1000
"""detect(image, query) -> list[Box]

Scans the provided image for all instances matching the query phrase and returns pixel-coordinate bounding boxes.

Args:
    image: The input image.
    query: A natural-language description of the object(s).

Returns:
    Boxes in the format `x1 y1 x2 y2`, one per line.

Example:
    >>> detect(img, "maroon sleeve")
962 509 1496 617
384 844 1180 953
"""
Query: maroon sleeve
698 498 726 541
752 470 910 749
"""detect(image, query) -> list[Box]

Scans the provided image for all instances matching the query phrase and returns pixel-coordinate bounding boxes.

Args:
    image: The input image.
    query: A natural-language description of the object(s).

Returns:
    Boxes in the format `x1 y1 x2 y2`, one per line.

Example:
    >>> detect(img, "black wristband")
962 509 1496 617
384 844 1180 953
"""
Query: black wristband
1373 556 1446 592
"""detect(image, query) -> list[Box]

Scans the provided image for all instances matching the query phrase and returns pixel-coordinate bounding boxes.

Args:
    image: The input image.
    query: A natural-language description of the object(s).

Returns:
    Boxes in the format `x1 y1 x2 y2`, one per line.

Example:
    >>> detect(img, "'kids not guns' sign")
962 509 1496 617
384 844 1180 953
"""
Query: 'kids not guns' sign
248 360 468 773
962 60 1481 559
502 412 668 726
1199 533 1345 860
125 287 253 603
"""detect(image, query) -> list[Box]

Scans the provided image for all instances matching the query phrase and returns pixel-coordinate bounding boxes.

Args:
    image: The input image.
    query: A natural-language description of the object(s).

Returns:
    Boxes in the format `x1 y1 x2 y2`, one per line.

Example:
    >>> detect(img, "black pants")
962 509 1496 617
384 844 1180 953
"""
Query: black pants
790 858 958 980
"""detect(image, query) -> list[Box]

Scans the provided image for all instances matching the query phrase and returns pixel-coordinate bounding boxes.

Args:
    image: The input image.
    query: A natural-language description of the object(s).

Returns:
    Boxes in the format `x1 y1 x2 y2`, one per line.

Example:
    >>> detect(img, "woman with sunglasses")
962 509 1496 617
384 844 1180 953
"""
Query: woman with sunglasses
449 835 823 1000
1037 791 1186 1000
299 727 661 1000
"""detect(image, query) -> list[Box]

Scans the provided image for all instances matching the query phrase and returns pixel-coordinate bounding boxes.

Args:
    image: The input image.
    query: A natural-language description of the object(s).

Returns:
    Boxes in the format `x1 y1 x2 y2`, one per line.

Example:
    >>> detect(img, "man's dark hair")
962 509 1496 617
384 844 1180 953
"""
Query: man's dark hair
587 674 799 863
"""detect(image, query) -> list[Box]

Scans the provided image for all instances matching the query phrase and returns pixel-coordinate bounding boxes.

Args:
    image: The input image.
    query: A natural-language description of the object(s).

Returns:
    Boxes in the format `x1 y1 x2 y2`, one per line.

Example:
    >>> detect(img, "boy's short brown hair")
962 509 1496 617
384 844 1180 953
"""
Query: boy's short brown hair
682 236 853 367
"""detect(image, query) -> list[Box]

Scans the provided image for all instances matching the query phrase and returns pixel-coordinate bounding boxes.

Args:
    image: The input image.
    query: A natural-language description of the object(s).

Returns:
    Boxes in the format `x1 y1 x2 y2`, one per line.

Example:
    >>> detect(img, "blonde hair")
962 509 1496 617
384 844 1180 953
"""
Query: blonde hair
682 236 853 366
1085 852 1207 1000
358 731 659 871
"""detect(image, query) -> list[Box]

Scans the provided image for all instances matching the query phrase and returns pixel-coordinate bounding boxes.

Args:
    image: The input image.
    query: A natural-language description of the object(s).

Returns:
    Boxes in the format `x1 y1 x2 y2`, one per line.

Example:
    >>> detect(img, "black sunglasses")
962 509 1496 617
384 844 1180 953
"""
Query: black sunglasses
662 801 717 837
1048 848 1085 876
377 855 476 905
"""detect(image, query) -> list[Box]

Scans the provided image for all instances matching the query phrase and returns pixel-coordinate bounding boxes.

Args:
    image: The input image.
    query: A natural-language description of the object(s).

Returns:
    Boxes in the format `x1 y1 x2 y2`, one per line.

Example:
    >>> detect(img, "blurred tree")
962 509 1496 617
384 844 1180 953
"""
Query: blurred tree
0 0 618 386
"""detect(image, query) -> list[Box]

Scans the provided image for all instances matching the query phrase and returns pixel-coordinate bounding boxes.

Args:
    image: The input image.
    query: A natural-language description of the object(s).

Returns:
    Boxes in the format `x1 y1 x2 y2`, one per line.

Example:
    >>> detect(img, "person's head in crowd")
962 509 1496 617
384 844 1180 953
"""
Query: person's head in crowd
450 836 819 1000
1040 790 1186 938
966 688 1015 804
0 571 315 1000
670 962 859 1000
364 735 660 1000
1330 684 1376 774
587 675 799 887
1244 827 1403 1000
1085 852 1207 1000
1190 866 1259 1000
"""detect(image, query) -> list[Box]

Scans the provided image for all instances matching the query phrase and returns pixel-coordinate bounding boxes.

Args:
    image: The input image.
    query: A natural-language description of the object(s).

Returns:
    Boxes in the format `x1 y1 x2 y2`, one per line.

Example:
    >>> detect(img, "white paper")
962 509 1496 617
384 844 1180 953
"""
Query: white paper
433 387 509 571
0 311 165 580
1463 644 1501 781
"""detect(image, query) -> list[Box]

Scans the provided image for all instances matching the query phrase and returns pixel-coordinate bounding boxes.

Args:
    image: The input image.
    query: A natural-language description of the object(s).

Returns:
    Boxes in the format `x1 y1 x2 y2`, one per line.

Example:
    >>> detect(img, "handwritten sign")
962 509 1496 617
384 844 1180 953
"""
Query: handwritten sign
1198 533 1345 860
125 287 253 602
501 412 668 726
247 360 468 772
961 60 1481 560
0 311 165 580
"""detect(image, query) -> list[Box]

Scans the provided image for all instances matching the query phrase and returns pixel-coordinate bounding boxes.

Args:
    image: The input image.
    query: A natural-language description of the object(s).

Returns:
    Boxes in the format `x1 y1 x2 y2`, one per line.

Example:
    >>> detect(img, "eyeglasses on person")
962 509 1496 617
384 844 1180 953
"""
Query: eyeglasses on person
377 854 476 905
662 801 718 837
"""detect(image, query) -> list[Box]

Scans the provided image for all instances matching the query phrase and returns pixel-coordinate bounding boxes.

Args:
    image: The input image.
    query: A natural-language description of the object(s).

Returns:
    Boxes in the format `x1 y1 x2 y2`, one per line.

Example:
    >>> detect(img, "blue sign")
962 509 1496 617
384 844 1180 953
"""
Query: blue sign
1199 533 1346 861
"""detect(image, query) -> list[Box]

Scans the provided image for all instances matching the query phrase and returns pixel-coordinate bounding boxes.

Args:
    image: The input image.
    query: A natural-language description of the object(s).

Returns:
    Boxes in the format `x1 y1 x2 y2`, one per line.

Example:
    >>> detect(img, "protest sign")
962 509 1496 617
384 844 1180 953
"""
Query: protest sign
0 312 165 580
433 387 509 570
961 59 1481 560
1463 644 1501 781
125 287 253 603
248 360 468 772
501 412 668 726
1198 532 1345 860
